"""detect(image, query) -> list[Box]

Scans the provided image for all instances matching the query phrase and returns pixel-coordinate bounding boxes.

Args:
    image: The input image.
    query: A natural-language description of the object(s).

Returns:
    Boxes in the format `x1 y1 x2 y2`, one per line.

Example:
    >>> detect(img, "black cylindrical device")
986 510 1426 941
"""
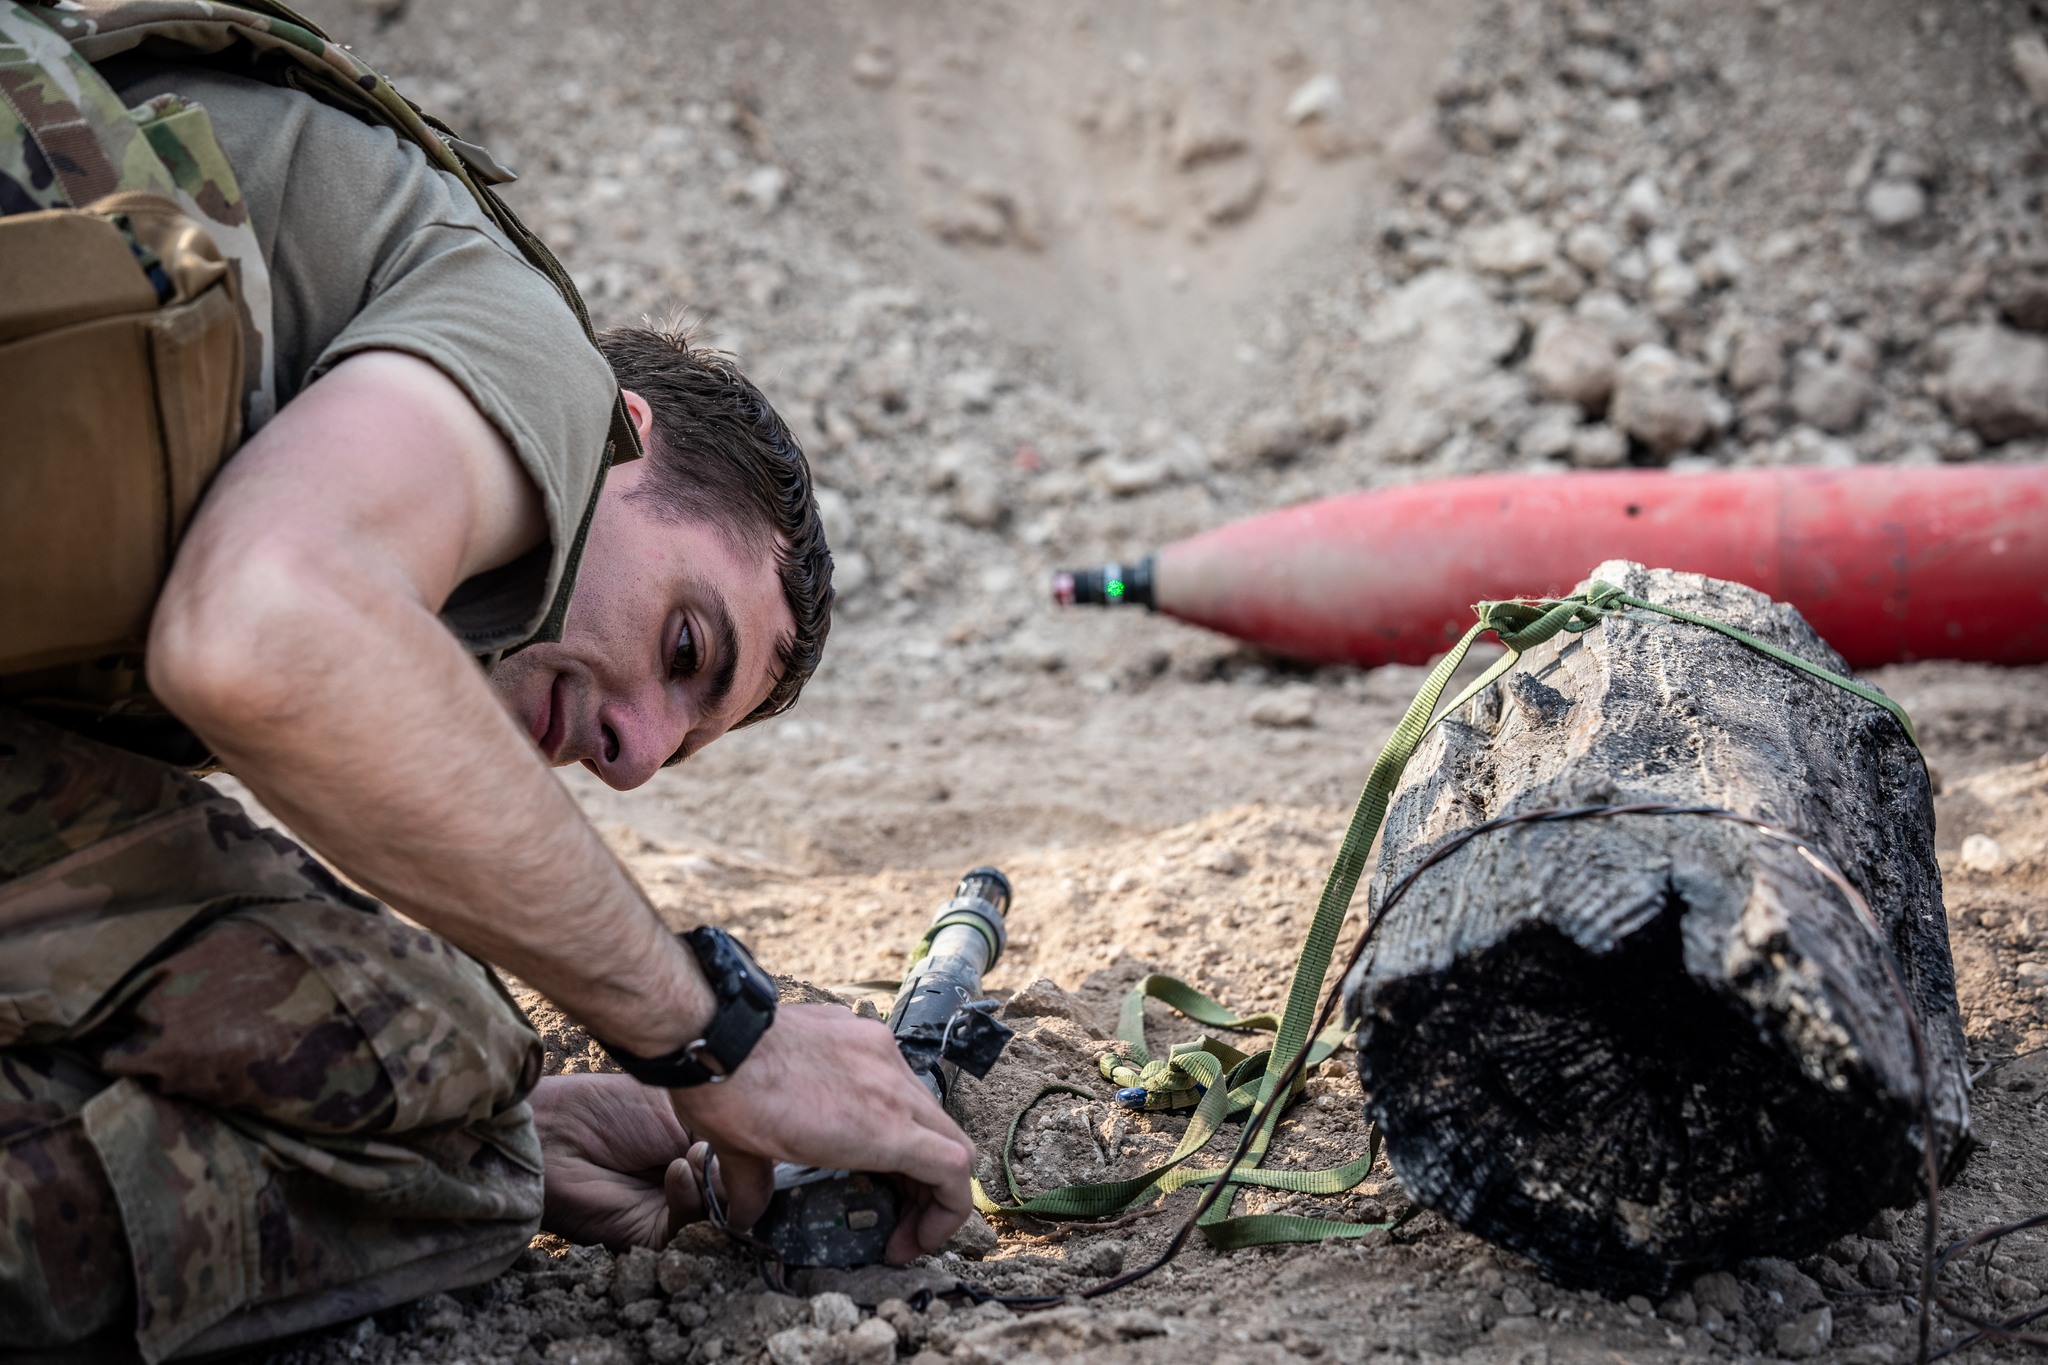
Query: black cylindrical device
888 866 1010 1104
755 867 1015 1267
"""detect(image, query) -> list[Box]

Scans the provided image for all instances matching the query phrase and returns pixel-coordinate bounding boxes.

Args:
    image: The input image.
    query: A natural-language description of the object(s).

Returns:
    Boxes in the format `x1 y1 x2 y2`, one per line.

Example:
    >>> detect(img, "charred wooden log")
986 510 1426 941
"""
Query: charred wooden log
1342 561 1971 1296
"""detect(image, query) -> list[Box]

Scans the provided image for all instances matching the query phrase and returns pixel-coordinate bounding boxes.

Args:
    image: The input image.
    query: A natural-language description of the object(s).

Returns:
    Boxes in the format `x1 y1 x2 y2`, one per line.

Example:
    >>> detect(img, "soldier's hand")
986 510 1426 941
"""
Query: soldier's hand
668 1003 976 1264
532 1073 709 1249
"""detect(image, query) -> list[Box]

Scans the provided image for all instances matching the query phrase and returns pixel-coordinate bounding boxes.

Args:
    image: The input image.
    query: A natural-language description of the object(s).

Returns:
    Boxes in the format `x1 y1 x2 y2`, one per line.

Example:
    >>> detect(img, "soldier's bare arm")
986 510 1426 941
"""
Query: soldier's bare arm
147 350 972 1253
147 348 713 1057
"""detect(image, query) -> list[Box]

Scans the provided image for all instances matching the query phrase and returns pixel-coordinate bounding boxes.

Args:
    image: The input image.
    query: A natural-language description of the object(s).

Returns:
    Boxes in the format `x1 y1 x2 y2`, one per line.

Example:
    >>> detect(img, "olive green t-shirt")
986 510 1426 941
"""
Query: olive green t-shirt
105 60 616 654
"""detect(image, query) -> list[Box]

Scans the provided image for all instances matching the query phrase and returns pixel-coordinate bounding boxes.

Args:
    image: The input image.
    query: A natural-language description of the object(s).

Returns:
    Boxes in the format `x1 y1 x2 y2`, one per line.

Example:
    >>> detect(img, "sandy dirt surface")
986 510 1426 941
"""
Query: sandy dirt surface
245 0 2048 1360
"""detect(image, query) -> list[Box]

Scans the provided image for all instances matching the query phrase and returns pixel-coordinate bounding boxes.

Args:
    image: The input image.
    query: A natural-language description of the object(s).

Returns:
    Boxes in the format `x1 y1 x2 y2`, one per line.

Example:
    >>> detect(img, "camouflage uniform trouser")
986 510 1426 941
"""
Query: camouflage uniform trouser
0 708 544 1362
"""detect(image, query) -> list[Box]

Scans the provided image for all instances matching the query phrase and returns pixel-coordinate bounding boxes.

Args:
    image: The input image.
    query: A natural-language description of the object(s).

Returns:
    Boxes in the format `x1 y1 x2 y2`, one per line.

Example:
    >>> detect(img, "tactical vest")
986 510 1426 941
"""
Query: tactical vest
0 0 638 764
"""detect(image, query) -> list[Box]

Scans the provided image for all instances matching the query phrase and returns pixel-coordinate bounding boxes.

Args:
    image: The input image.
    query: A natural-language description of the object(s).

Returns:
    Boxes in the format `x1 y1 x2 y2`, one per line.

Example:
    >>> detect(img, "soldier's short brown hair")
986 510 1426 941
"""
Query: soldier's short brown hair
596 326 832 731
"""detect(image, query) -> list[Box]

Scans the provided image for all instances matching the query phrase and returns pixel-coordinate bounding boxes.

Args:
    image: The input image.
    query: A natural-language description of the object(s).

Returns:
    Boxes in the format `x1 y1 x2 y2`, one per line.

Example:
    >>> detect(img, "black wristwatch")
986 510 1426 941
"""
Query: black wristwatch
598 927 777 1087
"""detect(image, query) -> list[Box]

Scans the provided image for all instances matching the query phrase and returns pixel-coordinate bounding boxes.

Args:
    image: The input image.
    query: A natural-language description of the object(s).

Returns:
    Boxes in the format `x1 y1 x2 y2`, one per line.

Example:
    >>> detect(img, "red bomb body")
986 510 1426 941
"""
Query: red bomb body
1054 467 2048 669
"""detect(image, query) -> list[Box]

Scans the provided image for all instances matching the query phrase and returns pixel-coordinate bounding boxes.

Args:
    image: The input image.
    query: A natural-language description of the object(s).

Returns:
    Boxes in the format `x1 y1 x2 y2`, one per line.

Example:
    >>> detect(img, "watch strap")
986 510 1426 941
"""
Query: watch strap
596 927 776 1087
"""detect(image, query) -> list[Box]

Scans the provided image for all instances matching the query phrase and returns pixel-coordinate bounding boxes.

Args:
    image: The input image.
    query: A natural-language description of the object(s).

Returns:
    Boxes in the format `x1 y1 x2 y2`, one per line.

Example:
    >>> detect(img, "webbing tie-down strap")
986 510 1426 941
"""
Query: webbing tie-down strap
973 580 1922 1249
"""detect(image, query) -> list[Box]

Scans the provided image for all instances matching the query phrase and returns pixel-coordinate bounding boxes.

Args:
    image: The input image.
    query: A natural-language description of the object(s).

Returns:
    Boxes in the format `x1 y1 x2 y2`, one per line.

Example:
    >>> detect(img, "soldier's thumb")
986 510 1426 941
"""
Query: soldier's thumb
709 1147 774 1232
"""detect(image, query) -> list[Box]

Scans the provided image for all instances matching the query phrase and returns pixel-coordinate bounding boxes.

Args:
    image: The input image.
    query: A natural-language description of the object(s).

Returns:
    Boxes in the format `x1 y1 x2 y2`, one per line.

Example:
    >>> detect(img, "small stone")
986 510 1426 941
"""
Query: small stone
1774 1306 1833 1359
1482 89 1528 143
1500 1286 1537 1316
948 467 1006 529
644 1322 689 1365
1625 1294 1654 1315
811 1292 860 1334
1658 1291 1699 1326
740 164 788 212
2012 33 2048 109
1467 216 1558 276
1248 683 1318 729
1611 345 1709 457
411 1292 464 1335
1728 329 1786 393
658 1249 709 1298
546 1338 628 1365
611 1246 660 1305
1618 174 1665 232
843 1317 899 1365
1789 356 1874 433
1939 428 1984 463
1648 261 1700 316
1285 73 1343 125
1862 1246 1901 1289
1959 833 2011 874
1072 1239 1128 1277
1993 263 2048 333
941 367 1000 412
1938 325 2048 442
1516 404 1580 461
1096 455 1172 496
766 1325 829 1365
1864 178 1926 230
1196 844 1248 876
1385 110 1450 185
1694 242 1745 290
947 1210 999 1258
1692 1271 1744 1315
1188 153 1267 225
850 45 897 88
1568 423 1629 468
2018 961 2048 991
1233 407 1308 465
1002 634 1066 674
1833 329 1881 372
1574 289 1660 351
877 1299 921 1345
1562 222 1620 274
1001 978 1094 1026
1527 316 1620 412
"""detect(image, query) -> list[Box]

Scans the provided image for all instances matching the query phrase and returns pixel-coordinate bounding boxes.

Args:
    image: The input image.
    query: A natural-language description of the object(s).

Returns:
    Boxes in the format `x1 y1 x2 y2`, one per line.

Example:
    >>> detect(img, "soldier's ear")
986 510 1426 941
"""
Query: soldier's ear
621 389 654 445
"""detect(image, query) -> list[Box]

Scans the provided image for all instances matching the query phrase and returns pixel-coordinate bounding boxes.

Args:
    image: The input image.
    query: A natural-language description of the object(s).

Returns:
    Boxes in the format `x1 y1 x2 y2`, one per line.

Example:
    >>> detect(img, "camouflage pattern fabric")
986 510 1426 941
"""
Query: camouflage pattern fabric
0 0 276 426
0 707 544 1362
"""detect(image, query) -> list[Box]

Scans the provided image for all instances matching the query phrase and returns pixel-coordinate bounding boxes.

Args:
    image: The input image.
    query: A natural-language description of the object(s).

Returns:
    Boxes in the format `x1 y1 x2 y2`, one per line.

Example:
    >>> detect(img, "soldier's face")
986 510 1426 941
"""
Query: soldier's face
488 395 793 791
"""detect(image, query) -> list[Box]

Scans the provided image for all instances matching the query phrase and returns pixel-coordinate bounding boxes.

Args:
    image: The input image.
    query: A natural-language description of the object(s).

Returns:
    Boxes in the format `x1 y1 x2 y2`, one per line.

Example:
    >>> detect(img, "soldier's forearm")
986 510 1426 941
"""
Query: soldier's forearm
187 591 706 1057
147 352 710 1058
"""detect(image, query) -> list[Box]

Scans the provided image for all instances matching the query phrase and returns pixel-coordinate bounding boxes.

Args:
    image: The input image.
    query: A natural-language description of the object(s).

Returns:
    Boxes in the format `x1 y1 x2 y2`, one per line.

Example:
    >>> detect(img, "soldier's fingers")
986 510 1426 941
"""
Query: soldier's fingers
715 1148 774 1232
664 1156 706 1233
879 1115 976 1199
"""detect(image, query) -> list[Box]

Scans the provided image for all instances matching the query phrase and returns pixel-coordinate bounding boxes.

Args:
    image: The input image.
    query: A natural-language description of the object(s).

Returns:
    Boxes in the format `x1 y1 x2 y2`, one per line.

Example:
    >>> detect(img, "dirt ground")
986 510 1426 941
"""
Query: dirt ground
246 0 2048 1360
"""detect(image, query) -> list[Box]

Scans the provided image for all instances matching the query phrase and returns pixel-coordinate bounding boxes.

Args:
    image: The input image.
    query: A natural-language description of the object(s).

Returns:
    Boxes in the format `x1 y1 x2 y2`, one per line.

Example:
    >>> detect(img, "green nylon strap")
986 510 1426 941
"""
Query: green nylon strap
979 578 1920 1250
1115 974 1282 1066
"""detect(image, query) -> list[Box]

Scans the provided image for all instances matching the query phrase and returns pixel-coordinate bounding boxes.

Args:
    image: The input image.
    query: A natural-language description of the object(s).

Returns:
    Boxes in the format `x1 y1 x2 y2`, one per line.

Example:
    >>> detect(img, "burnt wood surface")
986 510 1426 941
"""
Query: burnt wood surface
1342 561 1970 1296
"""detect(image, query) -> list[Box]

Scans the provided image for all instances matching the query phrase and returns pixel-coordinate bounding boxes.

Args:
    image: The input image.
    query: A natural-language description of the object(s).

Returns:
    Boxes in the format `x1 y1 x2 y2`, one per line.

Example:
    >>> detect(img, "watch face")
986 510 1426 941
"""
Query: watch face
730 940 778 1011
694 928 779 1012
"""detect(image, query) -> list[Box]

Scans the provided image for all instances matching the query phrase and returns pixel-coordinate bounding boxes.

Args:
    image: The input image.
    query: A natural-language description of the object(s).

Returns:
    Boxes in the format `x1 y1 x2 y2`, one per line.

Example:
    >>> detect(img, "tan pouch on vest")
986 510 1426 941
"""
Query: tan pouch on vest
0 190 244 676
